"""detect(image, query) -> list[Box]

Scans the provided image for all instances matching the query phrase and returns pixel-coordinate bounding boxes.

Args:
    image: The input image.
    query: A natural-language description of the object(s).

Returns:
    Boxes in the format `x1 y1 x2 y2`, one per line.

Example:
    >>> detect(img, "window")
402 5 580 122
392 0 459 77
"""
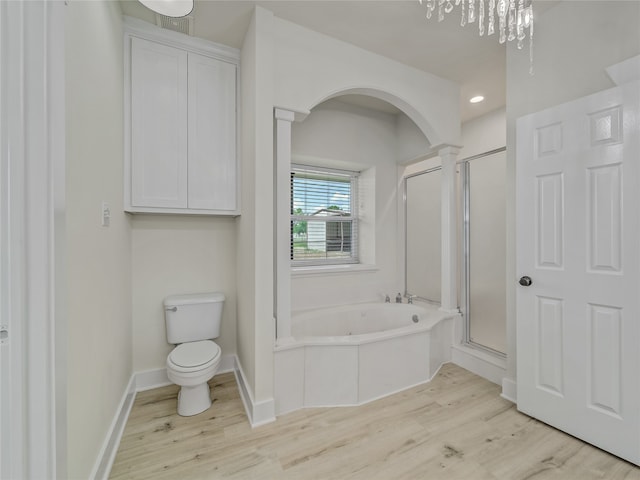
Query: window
291 164 359 266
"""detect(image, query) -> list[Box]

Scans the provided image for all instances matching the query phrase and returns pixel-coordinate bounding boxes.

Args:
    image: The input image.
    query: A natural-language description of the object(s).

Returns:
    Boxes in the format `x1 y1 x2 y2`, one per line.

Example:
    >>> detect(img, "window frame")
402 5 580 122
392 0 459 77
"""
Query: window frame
290 164 359 267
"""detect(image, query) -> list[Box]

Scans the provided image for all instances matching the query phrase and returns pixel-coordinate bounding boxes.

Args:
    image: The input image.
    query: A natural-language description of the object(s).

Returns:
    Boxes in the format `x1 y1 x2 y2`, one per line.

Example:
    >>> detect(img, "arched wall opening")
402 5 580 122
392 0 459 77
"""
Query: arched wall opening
316 88 441 150
237 6 464 424
274 89 460 343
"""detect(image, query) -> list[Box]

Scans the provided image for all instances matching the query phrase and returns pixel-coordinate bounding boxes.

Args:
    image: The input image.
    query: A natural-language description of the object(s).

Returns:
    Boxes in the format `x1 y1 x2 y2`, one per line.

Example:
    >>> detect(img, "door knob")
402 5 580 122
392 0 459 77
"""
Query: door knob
519 276 532 287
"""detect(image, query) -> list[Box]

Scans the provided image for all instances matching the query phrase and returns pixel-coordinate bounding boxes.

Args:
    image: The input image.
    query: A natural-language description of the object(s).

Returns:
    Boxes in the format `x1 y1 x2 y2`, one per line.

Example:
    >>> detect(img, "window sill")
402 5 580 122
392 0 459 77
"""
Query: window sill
291 263 379 277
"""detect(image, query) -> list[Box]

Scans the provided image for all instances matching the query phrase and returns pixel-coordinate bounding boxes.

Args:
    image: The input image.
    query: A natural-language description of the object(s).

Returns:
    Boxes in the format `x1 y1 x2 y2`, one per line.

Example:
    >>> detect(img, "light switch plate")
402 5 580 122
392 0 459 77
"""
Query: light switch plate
101 201 110 227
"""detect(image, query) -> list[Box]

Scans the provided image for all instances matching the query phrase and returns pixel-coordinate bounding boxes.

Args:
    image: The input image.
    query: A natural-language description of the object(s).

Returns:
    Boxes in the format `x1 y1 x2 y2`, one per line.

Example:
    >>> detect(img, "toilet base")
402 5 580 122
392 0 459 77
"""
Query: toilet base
177 382 212 416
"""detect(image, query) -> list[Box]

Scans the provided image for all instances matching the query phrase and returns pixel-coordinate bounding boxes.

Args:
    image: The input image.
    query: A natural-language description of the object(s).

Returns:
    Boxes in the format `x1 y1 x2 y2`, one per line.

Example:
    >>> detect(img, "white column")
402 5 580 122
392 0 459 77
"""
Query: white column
274 108 295 339
439 146 460 313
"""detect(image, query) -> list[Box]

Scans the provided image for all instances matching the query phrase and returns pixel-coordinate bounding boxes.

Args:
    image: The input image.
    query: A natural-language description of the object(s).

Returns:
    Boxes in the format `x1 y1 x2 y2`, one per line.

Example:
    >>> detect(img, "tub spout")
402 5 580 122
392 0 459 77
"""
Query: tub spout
407 295 415 304
396 293 402 303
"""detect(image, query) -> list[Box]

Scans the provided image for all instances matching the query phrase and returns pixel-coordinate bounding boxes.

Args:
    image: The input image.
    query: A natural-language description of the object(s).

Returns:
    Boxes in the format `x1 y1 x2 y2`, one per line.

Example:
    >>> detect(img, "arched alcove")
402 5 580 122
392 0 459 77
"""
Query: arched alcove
312 87 441 149
274 87 460 343
293 92 432 172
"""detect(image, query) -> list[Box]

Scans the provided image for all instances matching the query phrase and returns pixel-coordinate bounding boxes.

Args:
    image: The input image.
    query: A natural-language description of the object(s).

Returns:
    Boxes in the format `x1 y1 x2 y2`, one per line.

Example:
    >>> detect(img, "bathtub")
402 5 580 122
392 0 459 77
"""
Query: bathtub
274 301 457 415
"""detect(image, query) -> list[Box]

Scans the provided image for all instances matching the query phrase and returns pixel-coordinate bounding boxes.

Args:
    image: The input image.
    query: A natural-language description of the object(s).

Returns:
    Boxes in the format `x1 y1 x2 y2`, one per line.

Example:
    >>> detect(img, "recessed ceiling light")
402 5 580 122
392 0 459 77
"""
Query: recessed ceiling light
469 95 485 104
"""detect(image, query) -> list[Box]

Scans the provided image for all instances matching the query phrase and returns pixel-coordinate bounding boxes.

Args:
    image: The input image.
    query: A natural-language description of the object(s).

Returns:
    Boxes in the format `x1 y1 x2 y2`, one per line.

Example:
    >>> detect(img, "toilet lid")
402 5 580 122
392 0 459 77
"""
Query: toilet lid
169 341 220 368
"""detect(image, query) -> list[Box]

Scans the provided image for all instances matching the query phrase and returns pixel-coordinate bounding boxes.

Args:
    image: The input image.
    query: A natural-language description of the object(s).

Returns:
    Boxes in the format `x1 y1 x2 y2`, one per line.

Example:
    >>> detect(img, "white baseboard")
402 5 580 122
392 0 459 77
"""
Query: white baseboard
218 354 236 375
233 357 276 427
134 354 237 391
451 344 506 386
90 374 137 480
501 377 517 403
135 367 171 391
93 353 241 479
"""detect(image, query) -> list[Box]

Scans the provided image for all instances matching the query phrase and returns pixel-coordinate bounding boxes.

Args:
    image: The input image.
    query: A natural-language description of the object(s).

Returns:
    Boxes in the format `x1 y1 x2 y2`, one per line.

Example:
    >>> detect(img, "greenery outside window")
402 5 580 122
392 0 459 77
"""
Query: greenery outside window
291 164 359 266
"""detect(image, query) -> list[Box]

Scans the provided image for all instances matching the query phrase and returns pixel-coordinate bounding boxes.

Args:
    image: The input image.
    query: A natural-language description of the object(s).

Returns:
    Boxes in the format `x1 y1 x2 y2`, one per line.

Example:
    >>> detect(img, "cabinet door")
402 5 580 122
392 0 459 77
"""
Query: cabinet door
131 37 188 208
187 53 236 211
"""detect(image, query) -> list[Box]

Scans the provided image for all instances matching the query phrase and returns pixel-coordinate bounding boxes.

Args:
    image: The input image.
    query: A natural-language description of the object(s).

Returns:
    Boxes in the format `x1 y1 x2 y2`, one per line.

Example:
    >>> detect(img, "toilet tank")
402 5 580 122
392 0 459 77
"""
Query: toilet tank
164 292 225 344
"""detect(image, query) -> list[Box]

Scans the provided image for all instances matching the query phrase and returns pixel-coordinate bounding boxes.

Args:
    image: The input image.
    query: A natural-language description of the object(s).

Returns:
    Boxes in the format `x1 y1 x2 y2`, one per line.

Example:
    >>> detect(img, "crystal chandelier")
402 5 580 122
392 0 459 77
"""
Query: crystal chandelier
420 0 534 49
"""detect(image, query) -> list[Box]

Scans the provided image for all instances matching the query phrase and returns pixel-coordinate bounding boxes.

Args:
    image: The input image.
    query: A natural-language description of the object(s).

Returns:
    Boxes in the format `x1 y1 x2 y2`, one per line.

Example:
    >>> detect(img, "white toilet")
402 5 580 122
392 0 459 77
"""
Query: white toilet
164 292 224 416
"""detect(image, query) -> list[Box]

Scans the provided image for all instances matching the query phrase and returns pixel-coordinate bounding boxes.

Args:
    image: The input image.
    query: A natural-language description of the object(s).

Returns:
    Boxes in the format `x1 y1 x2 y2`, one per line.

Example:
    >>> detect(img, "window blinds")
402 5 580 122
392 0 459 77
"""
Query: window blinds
290 164 359 265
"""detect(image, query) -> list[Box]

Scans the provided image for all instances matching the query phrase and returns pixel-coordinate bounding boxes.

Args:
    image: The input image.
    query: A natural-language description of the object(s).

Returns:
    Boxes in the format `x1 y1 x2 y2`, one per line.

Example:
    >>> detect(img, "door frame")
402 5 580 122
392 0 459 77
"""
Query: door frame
0 1 66 478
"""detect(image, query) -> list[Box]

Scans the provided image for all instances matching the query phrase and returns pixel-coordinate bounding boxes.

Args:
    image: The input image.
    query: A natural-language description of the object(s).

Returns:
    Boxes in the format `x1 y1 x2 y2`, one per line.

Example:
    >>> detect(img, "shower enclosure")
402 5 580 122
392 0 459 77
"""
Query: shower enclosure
461 149 506 355
404 167 441 304
404 148 506 355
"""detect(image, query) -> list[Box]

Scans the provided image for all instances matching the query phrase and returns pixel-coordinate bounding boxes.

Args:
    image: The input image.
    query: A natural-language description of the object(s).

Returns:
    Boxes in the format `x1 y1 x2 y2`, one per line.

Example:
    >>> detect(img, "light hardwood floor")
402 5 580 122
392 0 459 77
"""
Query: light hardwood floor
110 364 640 479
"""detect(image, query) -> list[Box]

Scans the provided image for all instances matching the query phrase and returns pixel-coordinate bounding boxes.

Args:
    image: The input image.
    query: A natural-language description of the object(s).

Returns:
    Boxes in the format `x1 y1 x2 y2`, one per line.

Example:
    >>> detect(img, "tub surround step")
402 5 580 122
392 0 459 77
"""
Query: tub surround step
274 304 456 416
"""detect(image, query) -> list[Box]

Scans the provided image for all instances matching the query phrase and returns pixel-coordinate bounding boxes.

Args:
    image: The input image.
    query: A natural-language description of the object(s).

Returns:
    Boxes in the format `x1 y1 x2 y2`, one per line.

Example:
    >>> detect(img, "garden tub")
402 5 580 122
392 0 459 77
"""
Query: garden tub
274 301 457 415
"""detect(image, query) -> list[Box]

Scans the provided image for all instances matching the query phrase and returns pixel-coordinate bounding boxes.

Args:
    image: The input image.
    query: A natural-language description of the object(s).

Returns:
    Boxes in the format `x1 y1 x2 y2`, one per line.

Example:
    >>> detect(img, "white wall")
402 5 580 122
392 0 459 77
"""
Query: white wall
131 216 237 372
239 6 460 412
237 7 275 408
505 0 640 386
237 9 257 401
65 2 131 478
507 1 640 120
272 16 461 148
396 113 432 164
290 99 403 310
459 108 506 159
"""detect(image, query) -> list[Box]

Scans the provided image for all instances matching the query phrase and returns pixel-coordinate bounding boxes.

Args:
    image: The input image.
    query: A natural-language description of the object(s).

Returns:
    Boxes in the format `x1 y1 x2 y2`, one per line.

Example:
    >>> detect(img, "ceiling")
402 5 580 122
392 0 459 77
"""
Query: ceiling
120 0 549 122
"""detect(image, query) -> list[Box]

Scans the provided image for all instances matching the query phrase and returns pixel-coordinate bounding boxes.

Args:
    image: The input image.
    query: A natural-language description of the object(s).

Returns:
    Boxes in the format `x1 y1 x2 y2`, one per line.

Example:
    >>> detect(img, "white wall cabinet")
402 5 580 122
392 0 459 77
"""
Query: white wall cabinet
125 19 239 215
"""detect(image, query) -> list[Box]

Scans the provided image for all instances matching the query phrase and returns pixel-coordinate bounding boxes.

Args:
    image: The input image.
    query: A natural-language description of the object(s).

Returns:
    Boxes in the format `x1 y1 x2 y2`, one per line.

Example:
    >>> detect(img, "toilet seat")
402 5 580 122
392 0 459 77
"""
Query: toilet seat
168 340 221 373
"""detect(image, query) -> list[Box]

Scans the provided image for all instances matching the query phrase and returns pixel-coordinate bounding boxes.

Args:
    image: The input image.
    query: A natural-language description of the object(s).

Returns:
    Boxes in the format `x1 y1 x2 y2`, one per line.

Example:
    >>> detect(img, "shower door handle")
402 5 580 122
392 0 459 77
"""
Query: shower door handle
519 276 532 287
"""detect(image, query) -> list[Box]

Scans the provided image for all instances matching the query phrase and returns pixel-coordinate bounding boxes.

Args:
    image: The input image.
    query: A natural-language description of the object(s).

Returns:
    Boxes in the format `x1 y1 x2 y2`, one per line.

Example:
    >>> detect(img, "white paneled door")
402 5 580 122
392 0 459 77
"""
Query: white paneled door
516 81 640 465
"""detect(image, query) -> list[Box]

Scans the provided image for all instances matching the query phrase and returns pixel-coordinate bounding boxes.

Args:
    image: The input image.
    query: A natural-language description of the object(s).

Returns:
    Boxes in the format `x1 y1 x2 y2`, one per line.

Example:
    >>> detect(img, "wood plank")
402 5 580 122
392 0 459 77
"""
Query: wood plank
110 364 640 479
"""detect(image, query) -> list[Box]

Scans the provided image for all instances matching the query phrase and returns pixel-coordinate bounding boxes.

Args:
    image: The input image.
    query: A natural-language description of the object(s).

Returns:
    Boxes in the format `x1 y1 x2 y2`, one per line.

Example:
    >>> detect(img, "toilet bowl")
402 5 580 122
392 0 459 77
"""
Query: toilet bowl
164 292 225 416
166 340 221 416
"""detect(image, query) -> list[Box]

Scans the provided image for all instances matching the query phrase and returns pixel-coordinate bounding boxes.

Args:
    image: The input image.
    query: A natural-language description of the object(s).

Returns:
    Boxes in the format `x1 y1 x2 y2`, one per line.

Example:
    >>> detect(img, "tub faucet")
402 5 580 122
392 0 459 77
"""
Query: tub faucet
385 294 390 303
407 295 415 304
396 293 402 303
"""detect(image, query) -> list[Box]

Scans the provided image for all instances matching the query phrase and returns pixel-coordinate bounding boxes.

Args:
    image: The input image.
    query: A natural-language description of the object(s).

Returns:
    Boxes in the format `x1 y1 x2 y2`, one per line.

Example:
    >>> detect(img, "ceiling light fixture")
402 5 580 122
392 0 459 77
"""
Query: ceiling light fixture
469 95 485 103
419 0 534 73
139 0 193 18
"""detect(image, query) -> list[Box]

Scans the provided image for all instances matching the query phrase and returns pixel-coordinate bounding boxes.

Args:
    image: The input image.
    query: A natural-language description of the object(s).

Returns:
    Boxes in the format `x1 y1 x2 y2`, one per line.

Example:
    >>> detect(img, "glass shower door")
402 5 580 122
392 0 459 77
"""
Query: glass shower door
463 150 506 354
405 167 441 303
